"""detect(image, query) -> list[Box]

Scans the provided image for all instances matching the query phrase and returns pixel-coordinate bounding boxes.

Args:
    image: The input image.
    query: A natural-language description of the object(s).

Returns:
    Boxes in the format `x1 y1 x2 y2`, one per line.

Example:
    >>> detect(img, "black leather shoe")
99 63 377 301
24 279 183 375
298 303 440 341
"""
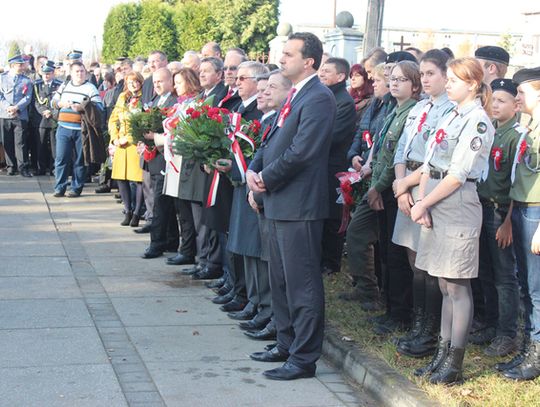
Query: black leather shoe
219 299 246 312
53 191 65 198
206 277 225 289
166 254 195 266
20 168 33 177
212 292 233 305
94 185 111 193
244 327 277 340
263 361 315 380
133 224 151 234
141 247 163 259
67 191 81 198
250 346 289 362
192 267 223 280
215 283 232 296
228 306 257 321
264 343 277 351
7 169 17 176
239 318 270 331
181 265 201 276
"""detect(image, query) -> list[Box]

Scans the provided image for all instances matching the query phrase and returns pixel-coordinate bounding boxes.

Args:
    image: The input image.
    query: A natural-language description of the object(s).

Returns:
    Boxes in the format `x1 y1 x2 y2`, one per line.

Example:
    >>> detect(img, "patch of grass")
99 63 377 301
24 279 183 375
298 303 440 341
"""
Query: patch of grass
324 267 540 407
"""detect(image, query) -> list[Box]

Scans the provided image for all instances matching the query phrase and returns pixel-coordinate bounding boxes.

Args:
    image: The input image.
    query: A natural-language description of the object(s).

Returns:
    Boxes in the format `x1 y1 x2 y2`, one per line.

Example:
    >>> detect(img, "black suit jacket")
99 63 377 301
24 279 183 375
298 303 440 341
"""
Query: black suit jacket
199 81 227 107
227 99 264 256
220 87 242 111
141 76 155 105
327 80 357 219
31 78 62 128
249 75 336 221
147 94 177 176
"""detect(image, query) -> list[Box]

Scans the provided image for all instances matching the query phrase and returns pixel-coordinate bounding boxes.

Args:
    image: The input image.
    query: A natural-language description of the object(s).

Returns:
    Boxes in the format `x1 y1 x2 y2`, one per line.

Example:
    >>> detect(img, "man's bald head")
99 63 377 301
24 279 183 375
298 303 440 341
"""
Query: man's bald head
153 68 173 96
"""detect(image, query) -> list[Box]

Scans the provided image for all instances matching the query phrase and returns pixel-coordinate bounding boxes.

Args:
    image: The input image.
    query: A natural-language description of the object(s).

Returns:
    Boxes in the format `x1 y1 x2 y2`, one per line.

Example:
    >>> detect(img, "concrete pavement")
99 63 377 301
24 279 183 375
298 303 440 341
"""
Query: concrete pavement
0 175 377 407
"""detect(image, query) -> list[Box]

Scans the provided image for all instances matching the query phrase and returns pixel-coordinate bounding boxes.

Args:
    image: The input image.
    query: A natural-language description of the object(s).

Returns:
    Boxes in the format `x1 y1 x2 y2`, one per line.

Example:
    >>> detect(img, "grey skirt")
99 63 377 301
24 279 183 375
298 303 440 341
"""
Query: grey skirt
392 169 421 252
415 178 481 279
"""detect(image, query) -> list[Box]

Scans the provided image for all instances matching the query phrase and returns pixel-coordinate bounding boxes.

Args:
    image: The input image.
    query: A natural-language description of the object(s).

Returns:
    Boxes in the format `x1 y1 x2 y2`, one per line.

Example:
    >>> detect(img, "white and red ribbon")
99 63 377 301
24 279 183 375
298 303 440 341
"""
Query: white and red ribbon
362 131 373 149
206 170 220 207
228 112 255 183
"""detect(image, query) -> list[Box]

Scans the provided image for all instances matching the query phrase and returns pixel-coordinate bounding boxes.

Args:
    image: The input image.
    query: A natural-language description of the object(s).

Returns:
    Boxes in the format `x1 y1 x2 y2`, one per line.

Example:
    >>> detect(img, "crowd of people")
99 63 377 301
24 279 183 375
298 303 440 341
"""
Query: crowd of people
0 33 539 385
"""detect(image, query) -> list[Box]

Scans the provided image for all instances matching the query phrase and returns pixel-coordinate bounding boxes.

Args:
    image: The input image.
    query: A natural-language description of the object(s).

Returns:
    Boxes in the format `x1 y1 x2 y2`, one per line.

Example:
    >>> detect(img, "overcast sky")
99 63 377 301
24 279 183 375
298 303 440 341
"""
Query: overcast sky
0 0 533 62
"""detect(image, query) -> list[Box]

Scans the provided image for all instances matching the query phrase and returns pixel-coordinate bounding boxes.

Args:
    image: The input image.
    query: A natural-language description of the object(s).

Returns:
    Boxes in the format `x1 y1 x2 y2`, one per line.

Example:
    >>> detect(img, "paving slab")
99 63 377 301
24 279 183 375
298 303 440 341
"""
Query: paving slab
0 257 71 277
0 365 127 407
0 276 82 300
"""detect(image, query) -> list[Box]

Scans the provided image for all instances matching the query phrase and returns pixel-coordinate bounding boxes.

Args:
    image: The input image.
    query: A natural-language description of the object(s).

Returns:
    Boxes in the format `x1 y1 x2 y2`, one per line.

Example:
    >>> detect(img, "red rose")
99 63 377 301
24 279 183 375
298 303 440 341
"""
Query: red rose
220 108 230 114
213 115 223 123
190 110 201 119
186 107 194 115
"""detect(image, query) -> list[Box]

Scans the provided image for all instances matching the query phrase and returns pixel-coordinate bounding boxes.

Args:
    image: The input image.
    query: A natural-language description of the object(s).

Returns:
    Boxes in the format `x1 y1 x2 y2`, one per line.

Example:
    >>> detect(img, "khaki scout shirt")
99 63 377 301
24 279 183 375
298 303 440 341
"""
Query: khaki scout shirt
510 118 540 203
424 99 494 183
371 98 417 193
477 117 520 206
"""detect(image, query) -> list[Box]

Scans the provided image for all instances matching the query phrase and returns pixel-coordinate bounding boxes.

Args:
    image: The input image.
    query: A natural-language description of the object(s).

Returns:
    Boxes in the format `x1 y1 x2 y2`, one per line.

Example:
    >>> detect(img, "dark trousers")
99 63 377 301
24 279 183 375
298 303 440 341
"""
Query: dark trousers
345 200 380 300
191 202 221 271
175 198 196 258
321 217 344 273
245 256 272 323
37 127 54 172
150 173 179 251
379 189 413 321
2 118 27 171
269 219 324 369
231 253 247 302
479 203 519 338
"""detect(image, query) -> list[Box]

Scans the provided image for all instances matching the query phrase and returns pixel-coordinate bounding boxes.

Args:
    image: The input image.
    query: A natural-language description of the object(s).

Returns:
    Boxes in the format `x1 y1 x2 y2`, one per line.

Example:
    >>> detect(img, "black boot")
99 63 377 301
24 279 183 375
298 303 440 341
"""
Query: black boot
393 307 424 346
130 214 140 227
414 338 450 377
398 314 439 358
429 346 465 385
121 211 133 226
503 340 540 381
496 335 530 372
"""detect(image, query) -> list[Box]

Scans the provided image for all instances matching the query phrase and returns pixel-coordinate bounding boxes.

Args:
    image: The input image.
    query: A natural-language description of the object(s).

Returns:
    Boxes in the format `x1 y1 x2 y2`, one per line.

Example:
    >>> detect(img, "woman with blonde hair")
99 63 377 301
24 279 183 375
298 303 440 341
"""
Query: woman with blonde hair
108 71 145 226
411 57 494 384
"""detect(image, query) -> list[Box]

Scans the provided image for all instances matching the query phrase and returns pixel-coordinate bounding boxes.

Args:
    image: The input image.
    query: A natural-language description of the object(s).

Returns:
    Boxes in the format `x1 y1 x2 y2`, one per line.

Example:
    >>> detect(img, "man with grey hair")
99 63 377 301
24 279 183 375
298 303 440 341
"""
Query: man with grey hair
218 49 248 110
141 50 168 104
167 61 183 75
181 51 201 73
215 61 268 316
201 41 222 59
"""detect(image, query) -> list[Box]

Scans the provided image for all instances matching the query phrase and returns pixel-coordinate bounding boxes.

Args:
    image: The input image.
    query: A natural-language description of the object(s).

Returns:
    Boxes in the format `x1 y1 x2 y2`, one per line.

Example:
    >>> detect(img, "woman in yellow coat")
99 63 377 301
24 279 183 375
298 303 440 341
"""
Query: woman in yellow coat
108 72 145 226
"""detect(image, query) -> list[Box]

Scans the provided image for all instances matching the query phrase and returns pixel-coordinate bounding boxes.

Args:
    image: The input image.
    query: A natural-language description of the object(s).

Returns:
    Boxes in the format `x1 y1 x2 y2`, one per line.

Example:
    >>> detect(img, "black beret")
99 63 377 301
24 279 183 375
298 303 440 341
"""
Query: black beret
386 51 417 64
474 46 509 65
513 67 540 85
490 78 517 97
115 56 128 62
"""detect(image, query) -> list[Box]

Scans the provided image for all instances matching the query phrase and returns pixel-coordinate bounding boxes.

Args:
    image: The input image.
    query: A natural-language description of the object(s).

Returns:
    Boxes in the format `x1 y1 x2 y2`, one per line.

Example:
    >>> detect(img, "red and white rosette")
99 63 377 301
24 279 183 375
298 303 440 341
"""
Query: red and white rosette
362 131 373 149
491 147 503 172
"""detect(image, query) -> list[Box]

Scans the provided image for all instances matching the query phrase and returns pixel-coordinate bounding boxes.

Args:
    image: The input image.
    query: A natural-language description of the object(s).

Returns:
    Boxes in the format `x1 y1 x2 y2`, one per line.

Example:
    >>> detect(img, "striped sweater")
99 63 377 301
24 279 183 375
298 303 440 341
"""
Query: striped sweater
52 81 103 130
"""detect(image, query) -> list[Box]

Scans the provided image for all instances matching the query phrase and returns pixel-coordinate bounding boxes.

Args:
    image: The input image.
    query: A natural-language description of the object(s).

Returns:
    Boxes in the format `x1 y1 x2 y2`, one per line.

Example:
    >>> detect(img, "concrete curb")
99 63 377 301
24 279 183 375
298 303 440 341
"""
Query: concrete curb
323 325 440 407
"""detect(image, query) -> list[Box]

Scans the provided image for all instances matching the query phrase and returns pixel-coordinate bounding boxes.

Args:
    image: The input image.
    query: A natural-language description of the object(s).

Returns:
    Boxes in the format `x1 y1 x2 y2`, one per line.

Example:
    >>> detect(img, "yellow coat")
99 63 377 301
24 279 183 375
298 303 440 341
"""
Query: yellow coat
108 92 143 182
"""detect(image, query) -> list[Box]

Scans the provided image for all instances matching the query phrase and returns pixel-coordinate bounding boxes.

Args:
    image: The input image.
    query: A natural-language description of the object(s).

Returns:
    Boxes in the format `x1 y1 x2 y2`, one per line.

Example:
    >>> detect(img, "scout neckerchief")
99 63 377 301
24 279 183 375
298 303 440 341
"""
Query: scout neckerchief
511 119 540 183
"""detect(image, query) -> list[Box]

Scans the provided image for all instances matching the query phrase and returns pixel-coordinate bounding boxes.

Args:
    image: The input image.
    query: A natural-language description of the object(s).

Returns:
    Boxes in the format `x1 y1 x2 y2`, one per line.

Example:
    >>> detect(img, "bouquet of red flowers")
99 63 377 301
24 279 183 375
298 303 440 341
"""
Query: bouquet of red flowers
172 101 232 166
335 171 368 234
129 103 169 147
229 114 262 160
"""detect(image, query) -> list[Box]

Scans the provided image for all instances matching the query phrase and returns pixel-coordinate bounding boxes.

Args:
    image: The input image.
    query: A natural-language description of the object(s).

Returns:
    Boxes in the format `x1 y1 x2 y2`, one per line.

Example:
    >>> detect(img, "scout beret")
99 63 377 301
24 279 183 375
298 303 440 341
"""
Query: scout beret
513 67 540 85
491 78 517 97
41 60 56 73
8 55 25 64
386 51 417 64
474 46 510 65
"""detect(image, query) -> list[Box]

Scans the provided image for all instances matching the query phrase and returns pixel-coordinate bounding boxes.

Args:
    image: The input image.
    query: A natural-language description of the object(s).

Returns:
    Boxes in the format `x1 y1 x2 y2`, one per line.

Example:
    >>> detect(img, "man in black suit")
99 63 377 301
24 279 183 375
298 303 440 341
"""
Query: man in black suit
318 57 357 275
218 48 246 111
182 57 228 280
217 62 267 316
134 51 169 233
141 68 179 258
247 32 336 380
31 61 62 175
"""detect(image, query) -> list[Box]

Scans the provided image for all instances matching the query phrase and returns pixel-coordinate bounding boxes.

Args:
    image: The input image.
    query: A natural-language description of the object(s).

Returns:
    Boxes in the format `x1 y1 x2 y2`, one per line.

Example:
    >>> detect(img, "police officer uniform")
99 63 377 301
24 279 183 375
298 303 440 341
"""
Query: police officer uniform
0 55 33 176
32 61 62 175
416 99 495 278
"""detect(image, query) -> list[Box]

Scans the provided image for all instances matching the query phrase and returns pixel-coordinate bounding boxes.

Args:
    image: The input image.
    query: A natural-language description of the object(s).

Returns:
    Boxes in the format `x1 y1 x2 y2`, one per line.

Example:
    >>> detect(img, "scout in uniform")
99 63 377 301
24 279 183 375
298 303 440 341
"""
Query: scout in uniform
474 46 510 86
32 61 62 175
411 57 494 385
391 49 455 357
474 79 521 357
366 60 421 334
0 55 33 177
500 67 540 381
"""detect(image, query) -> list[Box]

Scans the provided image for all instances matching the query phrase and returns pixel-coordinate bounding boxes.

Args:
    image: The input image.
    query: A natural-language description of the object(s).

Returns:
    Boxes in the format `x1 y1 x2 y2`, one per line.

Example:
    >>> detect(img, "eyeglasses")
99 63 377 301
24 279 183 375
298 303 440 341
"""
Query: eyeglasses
237 76 256 82
389 76 410 83
223 65 238 71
